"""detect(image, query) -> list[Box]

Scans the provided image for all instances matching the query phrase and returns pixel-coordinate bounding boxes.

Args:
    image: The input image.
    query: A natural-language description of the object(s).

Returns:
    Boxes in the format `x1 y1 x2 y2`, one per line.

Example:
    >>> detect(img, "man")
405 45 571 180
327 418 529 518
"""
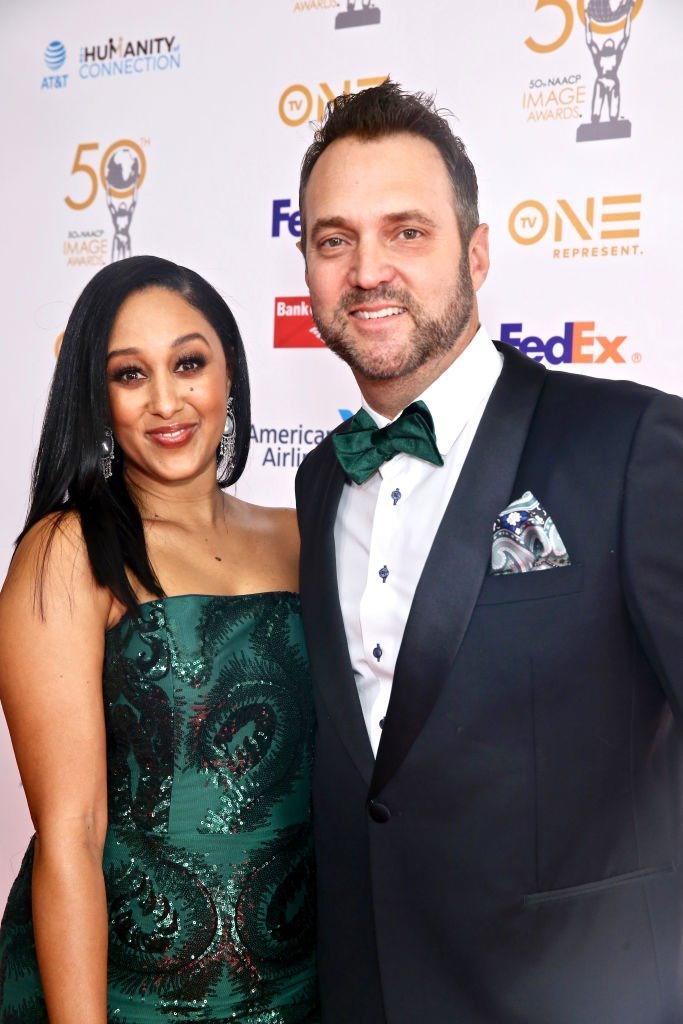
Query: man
294 81 683 1023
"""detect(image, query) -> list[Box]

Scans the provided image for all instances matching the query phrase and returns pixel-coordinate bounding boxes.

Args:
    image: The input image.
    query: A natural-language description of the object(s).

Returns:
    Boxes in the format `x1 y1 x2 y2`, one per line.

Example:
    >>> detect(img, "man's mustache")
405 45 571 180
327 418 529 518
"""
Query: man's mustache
337 285 414 313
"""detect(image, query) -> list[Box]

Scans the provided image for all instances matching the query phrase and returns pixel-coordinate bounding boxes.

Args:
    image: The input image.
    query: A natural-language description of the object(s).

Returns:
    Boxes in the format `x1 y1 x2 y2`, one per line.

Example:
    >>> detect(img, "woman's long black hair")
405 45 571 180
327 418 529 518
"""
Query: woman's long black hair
20 255 251 616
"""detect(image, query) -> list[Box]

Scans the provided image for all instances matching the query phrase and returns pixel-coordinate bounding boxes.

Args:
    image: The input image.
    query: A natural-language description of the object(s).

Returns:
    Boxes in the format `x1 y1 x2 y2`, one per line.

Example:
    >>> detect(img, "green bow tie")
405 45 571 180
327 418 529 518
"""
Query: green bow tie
332 400 444 484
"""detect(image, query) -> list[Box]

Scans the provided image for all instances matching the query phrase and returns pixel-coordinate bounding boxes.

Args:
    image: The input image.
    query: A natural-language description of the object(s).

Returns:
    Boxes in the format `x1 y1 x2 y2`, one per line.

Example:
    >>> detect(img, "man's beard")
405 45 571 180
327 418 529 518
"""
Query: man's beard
310 251 474 382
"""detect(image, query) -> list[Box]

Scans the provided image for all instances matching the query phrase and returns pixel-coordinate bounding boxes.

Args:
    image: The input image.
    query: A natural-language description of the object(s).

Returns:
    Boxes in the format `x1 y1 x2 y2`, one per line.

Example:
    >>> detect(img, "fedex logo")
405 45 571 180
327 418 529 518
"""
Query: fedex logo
272 199 301 238
501 322 627 364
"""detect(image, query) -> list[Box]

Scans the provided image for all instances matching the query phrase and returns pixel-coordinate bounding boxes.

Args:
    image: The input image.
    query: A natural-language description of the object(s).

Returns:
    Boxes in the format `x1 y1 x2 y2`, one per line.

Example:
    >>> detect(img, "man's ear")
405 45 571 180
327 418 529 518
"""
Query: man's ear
468 223 490 292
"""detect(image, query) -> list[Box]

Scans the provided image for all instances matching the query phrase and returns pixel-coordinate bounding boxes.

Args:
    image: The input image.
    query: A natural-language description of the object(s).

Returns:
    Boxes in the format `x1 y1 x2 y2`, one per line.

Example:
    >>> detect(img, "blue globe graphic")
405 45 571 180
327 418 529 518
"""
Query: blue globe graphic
44 40 66 71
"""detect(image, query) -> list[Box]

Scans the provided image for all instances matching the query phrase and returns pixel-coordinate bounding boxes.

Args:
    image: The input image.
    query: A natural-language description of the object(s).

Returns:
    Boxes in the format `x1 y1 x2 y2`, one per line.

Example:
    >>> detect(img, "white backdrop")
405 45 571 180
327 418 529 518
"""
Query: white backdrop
1 0 681 916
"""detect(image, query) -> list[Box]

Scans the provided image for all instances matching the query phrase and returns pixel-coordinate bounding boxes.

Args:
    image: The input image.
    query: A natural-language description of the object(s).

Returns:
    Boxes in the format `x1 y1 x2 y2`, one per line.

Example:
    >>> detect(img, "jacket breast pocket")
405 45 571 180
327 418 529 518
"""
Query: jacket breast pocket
477 563 584 606
523 862 675 907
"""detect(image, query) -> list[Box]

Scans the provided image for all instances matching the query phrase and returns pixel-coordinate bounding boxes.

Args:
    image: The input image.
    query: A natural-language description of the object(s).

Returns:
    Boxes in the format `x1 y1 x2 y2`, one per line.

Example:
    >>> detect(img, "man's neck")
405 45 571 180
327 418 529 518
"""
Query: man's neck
356 327 478 421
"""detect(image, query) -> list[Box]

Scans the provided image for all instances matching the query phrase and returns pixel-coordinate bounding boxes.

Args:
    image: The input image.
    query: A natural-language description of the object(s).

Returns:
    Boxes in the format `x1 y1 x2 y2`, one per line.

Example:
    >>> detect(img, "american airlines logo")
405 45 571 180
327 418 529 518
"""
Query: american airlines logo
273 297 325 348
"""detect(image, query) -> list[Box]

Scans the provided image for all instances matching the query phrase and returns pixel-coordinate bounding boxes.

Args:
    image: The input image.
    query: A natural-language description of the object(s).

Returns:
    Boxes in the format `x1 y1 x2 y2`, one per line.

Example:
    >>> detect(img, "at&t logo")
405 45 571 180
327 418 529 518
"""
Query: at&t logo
42 40 68 90
509 193 642 259
501 321 634 364
278 75 387 126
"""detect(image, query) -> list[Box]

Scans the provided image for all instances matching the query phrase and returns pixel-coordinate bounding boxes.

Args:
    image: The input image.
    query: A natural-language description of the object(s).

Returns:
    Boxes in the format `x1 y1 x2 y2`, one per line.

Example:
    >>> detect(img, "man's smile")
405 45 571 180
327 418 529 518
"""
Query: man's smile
350 306 408 320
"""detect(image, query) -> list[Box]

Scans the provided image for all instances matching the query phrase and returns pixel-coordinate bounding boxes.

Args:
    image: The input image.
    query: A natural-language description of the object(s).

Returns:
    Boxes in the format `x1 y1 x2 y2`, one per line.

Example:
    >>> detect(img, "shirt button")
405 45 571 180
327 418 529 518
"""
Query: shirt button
391 488 402 505
379 565 389 583
379 717 385 729
373 644 382 662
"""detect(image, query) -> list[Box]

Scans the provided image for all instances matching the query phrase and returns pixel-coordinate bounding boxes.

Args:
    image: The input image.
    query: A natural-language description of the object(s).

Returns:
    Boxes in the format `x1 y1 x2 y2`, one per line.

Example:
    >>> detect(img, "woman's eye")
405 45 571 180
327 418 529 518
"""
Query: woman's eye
176 354 206 372
111 365 144 383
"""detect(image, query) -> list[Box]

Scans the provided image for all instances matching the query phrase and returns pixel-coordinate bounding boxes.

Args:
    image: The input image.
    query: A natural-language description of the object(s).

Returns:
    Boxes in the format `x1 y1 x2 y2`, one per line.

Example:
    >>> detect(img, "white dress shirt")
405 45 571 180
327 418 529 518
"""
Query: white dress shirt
334 326 503 755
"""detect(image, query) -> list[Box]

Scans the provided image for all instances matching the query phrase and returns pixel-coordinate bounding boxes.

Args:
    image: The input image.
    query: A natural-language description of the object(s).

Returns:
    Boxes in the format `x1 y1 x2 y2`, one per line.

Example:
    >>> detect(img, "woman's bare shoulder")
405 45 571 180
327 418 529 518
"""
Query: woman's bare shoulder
227 498 298 537
224 499 300 591
1 511 111 623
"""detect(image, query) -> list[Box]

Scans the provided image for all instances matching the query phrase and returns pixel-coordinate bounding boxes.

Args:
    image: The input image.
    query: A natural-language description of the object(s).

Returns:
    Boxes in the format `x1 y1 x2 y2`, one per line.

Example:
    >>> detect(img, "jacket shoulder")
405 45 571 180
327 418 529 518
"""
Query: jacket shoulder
500 342 681 421
542 363 682 426
297 430 337 477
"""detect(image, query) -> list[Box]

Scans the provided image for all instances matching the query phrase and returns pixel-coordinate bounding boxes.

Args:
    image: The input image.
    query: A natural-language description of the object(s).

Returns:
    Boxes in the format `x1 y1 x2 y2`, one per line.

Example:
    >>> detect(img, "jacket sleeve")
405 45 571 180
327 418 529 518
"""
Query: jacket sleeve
622 390 683 718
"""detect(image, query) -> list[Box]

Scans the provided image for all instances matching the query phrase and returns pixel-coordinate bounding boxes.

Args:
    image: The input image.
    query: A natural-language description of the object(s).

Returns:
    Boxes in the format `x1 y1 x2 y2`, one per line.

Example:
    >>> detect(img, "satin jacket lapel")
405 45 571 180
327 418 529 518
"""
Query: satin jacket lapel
300 440 375 787
370 345 547 799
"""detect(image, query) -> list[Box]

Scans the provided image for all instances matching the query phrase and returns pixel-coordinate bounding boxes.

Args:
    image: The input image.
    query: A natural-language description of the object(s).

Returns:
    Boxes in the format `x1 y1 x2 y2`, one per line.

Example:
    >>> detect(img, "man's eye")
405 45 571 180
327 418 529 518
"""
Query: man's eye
320 237 345 248
399 228 423 240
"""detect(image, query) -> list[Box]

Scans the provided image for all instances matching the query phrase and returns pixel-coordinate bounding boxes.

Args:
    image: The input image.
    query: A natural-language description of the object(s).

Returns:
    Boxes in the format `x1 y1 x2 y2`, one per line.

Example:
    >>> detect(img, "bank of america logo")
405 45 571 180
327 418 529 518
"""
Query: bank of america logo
44 41 67 70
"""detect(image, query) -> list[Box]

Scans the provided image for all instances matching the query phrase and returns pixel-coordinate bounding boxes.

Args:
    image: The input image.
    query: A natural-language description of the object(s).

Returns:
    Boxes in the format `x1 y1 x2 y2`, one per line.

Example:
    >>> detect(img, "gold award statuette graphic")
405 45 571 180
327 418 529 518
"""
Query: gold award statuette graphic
577 0 637 141
335 0 381 29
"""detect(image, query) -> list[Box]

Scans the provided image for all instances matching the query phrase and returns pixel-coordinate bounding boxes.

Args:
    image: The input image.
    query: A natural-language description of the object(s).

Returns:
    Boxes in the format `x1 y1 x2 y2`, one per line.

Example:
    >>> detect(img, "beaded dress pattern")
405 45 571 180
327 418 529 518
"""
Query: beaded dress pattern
0 592 318 1023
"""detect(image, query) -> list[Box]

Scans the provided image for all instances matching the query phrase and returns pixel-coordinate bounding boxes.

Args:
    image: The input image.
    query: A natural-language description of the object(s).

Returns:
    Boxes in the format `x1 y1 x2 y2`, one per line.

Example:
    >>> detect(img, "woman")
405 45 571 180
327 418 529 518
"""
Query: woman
0 256 318 1022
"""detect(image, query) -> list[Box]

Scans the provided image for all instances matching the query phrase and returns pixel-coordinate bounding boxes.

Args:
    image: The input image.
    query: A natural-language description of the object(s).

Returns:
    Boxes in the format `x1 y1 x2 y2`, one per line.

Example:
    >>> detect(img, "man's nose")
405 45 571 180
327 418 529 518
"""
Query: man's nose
348 238 395 290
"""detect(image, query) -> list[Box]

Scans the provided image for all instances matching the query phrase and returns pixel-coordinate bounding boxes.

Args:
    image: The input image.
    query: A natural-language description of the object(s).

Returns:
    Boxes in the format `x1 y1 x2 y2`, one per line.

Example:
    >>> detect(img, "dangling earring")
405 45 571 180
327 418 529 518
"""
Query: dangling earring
219 397 236 473
100 427 115 480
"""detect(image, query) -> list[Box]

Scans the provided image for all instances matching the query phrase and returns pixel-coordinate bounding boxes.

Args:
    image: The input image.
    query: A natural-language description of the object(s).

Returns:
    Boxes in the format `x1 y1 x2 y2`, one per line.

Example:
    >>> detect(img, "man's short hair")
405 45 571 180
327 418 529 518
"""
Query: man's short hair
298 79 479 249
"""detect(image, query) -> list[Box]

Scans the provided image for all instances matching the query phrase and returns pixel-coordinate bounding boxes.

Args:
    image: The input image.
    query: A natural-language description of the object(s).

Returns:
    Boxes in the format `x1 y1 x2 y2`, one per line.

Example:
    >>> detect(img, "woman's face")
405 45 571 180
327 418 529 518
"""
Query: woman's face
106 286 231 487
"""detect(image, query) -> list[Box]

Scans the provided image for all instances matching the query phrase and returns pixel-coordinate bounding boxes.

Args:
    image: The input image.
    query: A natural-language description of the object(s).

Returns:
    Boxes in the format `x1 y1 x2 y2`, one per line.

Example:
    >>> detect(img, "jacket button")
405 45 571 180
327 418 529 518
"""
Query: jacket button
368 800 391 823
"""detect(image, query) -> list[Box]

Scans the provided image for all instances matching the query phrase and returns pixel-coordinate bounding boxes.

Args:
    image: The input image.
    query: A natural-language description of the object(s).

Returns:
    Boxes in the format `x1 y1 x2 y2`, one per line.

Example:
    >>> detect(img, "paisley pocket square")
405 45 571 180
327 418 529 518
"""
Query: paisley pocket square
491 491 571 575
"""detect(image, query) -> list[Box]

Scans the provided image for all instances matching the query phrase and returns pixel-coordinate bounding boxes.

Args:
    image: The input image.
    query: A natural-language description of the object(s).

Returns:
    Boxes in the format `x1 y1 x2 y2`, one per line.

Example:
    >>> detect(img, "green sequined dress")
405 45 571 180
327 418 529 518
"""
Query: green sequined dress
0 592 319 1023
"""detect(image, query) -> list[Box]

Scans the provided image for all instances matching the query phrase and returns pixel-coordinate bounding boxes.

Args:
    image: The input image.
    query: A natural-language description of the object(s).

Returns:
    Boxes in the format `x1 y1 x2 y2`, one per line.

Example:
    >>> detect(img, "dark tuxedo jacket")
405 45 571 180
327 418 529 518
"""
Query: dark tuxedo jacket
295 343 683 1024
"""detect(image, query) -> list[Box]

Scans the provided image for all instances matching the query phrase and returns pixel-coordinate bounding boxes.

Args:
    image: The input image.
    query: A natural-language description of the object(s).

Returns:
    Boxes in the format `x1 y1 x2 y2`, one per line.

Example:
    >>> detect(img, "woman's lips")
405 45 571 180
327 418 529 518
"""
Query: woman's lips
146 423 198 448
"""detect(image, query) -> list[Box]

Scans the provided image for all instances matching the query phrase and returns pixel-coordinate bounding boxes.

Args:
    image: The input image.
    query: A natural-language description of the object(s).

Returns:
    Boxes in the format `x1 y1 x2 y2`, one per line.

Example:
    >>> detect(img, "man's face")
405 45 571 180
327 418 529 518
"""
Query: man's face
302 132 487 384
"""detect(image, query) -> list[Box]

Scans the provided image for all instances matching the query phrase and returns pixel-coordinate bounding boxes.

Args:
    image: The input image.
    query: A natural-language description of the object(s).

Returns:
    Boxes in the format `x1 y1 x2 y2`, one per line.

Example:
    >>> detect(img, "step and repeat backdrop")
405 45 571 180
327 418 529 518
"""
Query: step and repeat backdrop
1 0 681 914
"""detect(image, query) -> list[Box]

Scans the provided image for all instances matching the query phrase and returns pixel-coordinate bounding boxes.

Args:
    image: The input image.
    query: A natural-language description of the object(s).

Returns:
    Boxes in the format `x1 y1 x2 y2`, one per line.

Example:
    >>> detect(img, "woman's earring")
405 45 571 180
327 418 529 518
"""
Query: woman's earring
219 397 236 473
100 428 115 480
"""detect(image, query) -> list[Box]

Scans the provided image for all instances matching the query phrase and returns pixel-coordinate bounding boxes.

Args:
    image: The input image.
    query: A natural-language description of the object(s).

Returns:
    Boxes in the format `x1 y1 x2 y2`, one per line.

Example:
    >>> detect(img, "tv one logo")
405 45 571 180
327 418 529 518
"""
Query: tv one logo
509 193 642 259
501 322 639 365
278 75 387 126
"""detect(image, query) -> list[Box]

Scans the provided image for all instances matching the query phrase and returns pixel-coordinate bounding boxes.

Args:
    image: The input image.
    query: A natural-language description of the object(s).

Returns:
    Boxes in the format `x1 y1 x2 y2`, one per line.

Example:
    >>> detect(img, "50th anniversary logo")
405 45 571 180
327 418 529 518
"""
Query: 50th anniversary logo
523 0 644 141
63 139 148 267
